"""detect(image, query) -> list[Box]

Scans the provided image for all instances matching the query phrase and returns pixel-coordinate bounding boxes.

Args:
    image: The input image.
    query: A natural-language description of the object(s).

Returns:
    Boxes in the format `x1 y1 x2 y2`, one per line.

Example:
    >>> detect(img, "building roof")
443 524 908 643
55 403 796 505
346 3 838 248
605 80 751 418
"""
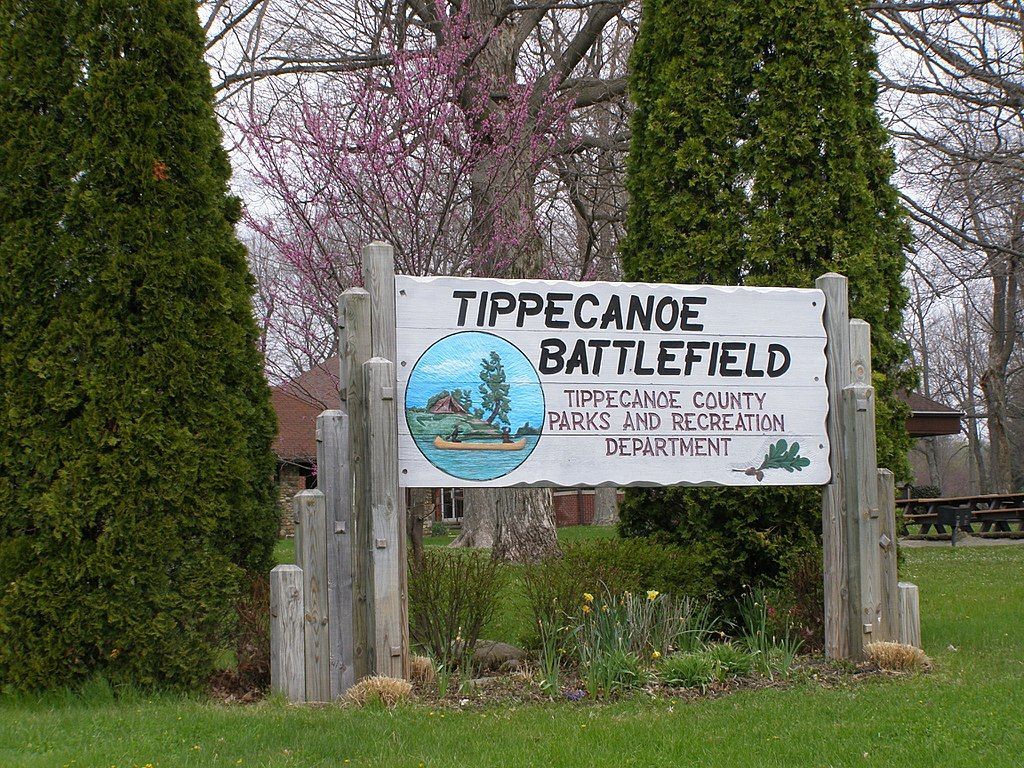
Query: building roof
896 390 964 438
898 390 964 416
271 357 341 462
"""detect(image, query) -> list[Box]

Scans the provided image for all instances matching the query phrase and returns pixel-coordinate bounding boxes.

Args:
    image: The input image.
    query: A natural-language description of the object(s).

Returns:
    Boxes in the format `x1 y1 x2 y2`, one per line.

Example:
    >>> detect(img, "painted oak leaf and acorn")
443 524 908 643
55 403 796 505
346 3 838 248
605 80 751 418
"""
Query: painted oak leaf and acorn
734 439 811 481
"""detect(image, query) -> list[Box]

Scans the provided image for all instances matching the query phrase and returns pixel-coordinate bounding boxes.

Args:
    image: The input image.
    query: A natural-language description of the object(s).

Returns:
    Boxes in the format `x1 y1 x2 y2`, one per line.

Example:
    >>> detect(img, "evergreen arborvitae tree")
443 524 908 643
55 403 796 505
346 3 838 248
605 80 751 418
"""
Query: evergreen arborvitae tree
620 0 913 598
0 1 79 626
0 0 278 689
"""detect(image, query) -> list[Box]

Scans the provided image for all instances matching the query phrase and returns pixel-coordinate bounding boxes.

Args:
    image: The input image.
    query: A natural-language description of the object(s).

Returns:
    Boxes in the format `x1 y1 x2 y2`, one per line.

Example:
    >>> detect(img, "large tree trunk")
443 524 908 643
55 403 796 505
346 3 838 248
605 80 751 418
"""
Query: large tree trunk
592 487 619 526
450 488 497 548
455 0 561 563
979 248 1018 493
407 488 433 566
492 488 560 563
981 369 1014 492
919 437 943 491
966 405 989 495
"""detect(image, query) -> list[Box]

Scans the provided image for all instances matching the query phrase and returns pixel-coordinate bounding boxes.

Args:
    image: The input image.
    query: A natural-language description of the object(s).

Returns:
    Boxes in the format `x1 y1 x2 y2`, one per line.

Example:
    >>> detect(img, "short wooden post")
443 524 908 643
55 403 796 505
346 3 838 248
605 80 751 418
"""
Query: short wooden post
317 410 355 696
877 468 899 643
339 287 373 678
295 489 330 702
363 356 408 679
270 564 305 702
897 582 922 648
817 273 852 659
842 319 881 658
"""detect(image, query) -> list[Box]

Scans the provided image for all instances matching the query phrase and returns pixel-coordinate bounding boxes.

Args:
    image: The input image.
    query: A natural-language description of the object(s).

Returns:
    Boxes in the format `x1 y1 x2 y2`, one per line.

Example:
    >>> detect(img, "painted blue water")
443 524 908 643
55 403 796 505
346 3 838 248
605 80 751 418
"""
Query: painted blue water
414 435 541 481
405 331 545 432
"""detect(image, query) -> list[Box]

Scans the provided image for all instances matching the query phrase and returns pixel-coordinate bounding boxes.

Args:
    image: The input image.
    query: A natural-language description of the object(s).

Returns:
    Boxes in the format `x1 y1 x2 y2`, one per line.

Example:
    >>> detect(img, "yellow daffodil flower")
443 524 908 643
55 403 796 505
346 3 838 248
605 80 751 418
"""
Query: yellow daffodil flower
647 590 659 601
651 650 661 660
583 592 594 603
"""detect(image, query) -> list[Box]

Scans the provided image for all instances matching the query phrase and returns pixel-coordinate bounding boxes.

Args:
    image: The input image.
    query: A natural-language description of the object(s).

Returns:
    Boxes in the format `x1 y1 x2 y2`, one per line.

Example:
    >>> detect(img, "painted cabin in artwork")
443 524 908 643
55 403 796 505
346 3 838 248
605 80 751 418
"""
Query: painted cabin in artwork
429 394 469 415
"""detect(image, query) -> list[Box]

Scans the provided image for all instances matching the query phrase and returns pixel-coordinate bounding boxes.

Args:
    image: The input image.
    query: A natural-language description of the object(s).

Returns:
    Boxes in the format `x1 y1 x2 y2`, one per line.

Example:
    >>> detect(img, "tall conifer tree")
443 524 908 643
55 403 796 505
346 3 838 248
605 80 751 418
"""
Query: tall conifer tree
620 0 913 597
0 0 277 688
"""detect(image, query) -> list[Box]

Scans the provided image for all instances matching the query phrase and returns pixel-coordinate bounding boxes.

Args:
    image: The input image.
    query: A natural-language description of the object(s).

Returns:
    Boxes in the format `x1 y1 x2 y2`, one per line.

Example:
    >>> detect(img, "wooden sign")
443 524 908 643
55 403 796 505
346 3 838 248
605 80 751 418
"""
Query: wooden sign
395 276 830 488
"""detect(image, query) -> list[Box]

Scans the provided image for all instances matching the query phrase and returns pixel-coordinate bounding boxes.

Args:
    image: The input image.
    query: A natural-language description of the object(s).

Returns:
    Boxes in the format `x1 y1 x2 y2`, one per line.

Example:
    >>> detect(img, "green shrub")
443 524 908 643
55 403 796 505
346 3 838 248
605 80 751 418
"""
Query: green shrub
430 521 450 537
408 549 507 679
579 645 648 699
705 642 754 679
562 536 716 598
232 574 271 691
522 537 715 652
768 543 824 651
620 489 820 606
522 555 585 689
659 652 718 691
909 485 942 499
737 588 804 676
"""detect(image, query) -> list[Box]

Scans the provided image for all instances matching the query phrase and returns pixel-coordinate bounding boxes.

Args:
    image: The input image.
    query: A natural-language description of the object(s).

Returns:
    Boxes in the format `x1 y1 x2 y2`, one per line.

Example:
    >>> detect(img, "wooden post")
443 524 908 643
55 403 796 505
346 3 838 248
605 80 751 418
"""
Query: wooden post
361 242 409 679
842 319 881 658
270 564 304 702
898 582 922 648
877 468 899 643
295 489 330 702
363 242 397 362
339 287 373 678
293 499 304 571
363 357 408 679
817 273 852 659
316 410 355 696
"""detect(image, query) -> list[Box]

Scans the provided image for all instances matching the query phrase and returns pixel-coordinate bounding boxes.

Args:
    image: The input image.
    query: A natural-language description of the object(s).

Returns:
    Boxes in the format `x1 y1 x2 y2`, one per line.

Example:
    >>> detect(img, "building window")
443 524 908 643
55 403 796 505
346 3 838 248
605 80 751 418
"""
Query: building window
438 488 463 522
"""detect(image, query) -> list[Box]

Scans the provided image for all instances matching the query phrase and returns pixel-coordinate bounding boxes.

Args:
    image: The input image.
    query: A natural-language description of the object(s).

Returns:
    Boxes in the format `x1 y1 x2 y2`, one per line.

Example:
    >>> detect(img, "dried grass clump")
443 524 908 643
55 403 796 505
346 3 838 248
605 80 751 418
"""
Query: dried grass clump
865 641 931 671
410 655 436 686
346 676 413 707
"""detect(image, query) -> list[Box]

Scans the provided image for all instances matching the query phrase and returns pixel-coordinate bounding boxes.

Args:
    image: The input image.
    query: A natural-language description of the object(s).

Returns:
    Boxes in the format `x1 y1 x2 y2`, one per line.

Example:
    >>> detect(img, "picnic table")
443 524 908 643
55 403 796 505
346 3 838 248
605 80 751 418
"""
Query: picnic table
897 492 1024 541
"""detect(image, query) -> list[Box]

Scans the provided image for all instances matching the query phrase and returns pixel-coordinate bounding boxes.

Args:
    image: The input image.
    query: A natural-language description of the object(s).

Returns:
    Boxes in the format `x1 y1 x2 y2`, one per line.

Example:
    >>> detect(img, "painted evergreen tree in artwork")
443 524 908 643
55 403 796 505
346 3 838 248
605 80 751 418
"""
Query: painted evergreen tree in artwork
479 352 512 426
0 0 278 688
619 0 913 598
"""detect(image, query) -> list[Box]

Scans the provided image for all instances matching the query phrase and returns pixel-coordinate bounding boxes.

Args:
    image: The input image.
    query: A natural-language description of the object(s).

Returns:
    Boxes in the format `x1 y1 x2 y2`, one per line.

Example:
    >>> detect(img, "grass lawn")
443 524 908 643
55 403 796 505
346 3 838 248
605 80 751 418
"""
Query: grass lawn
274 526 615 565
3 545 1023 767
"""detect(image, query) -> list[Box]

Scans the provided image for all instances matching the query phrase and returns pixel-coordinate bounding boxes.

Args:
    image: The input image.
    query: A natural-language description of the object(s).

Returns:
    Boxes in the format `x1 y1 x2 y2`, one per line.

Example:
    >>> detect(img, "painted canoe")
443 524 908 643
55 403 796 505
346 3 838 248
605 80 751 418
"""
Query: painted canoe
433 436 526 451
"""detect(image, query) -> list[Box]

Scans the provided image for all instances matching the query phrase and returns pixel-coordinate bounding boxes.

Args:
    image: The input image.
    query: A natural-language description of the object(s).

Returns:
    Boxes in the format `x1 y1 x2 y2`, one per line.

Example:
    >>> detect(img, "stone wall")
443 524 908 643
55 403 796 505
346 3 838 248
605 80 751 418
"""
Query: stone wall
276 462 310 538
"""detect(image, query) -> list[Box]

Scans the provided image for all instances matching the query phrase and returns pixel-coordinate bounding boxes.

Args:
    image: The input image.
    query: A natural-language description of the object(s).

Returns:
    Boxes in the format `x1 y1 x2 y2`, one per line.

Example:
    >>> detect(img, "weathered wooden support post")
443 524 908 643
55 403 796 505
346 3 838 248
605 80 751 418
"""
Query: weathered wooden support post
898 582 922 648
363 356 408 679
363 242 398 362
843 319 881 658
340 287 373 678
817 273 852 659
316 410 355 696
361 242 409 679
270 564 305 702
877 468 899 643
293 500 304 571
295 489 330 702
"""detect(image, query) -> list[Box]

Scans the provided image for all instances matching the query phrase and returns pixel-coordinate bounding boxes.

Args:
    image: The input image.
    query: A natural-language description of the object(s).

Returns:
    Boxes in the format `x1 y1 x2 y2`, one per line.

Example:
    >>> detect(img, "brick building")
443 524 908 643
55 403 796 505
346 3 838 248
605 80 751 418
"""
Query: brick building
270 359 341 535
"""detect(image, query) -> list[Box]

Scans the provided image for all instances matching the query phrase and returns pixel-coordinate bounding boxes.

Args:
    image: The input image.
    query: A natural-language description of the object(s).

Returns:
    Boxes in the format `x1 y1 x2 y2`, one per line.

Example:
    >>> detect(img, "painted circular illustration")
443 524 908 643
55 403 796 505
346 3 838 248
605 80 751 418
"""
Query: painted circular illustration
405 331 544 481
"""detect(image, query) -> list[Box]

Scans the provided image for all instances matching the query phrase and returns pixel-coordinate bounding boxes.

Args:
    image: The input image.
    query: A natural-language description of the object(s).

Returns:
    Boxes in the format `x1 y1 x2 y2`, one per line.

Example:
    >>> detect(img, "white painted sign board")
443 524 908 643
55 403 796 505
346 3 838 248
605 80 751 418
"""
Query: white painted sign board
395 275 830 488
